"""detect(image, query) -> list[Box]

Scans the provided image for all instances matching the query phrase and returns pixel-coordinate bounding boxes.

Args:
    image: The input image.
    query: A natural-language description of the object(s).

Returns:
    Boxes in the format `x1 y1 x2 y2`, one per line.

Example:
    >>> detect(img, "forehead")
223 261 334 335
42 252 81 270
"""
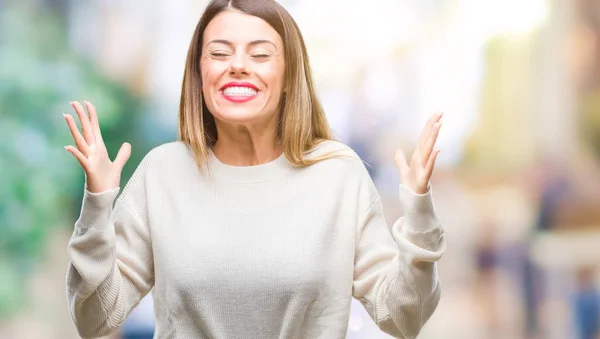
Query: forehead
203 10 282 46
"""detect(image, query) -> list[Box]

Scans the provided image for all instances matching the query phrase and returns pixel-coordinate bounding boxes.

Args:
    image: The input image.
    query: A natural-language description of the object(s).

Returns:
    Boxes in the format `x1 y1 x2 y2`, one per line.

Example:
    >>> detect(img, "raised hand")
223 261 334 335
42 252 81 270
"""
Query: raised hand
63 101 131 193
394 112 443 195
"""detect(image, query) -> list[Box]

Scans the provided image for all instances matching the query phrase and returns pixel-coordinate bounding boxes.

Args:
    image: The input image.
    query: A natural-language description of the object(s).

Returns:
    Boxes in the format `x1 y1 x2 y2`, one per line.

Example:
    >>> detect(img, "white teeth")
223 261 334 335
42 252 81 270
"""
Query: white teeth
223 87 258 96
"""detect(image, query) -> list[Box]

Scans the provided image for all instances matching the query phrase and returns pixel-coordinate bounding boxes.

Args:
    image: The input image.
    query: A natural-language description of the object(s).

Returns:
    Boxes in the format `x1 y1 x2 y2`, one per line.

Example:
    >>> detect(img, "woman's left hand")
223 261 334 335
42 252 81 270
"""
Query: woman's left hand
394 112 443 195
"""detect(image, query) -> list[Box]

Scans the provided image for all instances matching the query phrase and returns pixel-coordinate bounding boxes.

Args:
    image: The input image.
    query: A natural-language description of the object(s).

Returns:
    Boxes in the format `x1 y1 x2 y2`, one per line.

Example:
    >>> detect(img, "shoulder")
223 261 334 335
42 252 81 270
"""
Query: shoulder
303 139 380 206
133 141 194 176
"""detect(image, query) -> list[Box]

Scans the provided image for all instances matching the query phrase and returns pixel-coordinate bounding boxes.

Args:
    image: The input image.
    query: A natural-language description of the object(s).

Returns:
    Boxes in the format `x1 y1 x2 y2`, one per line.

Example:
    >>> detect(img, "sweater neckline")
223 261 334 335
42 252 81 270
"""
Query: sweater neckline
207 150 294 183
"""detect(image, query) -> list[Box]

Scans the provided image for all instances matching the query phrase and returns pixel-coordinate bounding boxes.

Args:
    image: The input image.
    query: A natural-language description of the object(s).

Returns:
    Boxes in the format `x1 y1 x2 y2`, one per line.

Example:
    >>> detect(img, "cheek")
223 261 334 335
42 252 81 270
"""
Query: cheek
260 64 286 92
200 60 225 90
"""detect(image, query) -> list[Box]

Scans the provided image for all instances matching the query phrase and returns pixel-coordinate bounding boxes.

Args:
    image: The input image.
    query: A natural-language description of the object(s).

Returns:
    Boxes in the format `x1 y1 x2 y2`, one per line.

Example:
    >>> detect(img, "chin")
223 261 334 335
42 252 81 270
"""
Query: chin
213 108 270 125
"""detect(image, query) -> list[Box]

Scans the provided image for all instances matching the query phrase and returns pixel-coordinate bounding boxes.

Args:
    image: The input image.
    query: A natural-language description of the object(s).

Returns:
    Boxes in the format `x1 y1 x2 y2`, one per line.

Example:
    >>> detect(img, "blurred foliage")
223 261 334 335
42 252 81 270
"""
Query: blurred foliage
0 2 154 318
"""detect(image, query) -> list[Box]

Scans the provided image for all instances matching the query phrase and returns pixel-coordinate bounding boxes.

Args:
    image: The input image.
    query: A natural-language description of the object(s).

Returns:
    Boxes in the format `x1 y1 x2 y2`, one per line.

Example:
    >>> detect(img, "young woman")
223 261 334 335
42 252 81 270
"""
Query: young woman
64 1 445 338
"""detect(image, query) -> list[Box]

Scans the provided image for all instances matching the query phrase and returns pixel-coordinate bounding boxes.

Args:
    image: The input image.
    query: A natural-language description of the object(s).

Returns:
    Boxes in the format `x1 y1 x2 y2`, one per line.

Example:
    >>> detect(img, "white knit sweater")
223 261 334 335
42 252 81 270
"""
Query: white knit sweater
66 140 445 339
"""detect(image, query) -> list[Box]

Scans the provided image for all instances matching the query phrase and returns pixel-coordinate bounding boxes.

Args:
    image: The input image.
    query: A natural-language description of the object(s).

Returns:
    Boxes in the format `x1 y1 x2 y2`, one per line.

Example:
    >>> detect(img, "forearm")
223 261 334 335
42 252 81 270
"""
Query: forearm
383 185 446 338
66 188 152 337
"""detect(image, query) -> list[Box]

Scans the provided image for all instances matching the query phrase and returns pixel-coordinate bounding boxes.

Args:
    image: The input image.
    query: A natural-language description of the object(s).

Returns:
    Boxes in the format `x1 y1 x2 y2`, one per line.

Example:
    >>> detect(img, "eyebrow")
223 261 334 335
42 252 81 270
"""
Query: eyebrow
206 39 278 50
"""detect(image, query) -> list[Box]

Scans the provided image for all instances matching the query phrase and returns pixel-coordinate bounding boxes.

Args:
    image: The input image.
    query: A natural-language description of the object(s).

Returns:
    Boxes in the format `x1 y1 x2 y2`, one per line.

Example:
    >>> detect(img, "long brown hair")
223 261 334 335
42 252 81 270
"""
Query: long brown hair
178 0 338 169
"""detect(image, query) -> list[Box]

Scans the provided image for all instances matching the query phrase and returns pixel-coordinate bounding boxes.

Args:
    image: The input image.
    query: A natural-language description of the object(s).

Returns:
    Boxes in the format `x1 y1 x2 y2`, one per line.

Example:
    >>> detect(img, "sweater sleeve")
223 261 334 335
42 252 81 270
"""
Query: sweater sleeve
352 183 445 339
65 160 154 338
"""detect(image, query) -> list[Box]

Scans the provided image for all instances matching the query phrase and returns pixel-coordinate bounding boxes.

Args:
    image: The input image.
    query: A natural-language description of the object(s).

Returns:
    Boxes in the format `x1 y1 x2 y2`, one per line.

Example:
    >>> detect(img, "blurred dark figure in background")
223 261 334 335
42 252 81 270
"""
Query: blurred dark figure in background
522 160 570 338
475 222 502 336
572 267 600 339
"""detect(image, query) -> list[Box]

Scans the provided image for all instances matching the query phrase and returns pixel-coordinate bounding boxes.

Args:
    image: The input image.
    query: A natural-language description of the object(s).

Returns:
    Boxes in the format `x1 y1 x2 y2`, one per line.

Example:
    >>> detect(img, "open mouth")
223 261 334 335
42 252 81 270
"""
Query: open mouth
220 83 260 103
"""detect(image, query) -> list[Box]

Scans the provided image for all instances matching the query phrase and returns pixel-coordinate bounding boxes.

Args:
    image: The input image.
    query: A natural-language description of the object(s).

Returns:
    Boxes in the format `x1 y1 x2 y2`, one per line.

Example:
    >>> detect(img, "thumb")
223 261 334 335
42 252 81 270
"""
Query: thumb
114 142 131 171
394 149 409 176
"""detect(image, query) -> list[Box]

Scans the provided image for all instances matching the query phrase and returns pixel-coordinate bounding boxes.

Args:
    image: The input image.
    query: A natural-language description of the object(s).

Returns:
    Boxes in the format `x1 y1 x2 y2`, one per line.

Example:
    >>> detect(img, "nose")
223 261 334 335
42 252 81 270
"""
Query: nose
229 53 250 77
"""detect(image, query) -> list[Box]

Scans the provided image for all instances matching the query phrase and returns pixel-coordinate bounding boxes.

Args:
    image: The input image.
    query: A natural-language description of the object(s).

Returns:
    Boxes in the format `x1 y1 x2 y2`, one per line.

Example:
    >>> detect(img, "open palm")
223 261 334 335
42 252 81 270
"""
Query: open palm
63 101 131 193
394 112 443 194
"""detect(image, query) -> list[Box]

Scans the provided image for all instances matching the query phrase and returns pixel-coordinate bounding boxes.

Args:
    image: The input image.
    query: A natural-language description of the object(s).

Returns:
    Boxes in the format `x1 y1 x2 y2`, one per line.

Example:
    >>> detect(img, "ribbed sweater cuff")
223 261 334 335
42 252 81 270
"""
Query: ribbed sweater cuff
75 187 120 231
398 184 441 233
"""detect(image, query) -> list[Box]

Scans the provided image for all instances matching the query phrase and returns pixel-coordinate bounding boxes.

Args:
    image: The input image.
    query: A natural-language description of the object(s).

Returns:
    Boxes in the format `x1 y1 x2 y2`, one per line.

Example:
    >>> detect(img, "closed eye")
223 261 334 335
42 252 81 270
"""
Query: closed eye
251 54 271 60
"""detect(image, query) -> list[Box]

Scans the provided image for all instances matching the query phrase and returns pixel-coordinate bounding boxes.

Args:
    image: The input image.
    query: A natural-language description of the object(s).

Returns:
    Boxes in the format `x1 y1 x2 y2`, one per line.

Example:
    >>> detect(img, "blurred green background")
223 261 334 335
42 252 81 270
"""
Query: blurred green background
0 0 156 320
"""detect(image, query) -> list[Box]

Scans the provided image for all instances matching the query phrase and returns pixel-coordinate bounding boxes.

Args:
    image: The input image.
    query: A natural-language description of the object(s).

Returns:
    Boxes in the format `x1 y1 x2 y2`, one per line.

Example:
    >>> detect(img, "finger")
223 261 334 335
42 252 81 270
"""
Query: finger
394 149 409 176
420 120 442 167
84 101 104 144
71 101 96 146
65 145 89 171
424 148 440 180
64 113 90 156
417 112 444 150
113 142 132 171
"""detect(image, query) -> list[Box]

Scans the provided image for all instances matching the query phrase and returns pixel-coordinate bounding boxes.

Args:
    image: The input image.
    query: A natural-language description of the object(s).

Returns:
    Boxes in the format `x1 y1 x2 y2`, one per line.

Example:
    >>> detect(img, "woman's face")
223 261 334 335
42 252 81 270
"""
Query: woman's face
201 10 285 127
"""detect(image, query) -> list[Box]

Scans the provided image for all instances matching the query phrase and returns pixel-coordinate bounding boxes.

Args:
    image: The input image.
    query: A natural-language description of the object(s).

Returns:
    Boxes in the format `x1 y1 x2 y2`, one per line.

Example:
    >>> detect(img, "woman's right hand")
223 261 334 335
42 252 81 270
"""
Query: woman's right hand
64 101 131 194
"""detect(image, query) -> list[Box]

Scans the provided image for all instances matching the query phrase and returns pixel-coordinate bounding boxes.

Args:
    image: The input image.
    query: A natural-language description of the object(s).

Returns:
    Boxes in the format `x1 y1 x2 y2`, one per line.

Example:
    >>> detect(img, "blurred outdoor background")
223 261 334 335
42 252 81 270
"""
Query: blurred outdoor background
1 0 600 338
